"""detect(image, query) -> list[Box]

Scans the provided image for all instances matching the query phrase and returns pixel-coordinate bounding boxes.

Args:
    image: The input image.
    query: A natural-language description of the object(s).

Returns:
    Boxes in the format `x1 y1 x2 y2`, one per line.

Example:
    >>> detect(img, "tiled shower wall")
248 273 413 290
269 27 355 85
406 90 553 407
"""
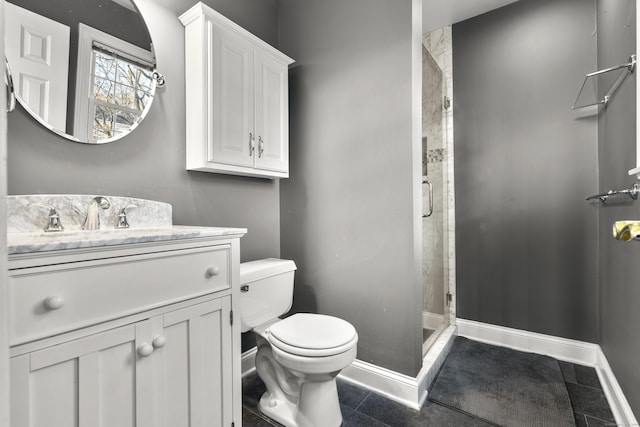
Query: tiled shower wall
422 27 456 326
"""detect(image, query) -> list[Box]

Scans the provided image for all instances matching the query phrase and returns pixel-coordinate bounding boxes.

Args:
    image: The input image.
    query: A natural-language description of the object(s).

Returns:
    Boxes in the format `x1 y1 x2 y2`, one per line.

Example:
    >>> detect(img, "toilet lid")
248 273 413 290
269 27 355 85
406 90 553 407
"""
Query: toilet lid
268 313 357 357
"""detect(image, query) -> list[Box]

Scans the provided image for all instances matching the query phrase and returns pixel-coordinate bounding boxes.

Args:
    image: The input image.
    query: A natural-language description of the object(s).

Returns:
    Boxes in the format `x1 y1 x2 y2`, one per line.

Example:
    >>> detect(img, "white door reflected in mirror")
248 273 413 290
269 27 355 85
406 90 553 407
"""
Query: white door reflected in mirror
5 2 70 131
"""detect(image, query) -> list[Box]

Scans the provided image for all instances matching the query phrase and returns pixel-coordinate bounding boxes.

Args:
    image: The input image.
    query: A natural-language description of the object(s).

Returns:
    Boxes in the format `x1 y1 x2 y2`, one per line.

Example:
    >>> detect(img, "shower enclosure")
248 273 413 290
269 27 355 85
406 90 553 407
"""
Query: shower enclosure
421 30 454 355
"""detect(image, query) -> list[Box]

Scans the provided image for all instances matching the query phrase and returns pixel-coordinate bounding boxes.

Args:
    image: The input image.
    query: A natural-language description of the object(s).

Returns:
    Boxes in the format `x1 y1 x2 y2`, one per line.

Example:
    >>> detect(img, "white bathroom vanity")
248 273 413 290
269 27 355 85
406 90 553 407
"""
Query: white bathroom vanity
7 195 246 427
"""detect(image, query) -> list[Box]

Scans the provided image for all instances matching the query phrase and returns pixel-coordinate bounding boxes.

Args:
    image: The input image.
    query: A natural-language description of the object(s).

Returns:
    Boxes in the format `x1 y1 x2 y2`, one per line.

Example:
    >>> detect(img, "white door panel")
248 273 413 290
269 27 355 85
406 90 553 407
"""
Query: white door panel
5 2 70 130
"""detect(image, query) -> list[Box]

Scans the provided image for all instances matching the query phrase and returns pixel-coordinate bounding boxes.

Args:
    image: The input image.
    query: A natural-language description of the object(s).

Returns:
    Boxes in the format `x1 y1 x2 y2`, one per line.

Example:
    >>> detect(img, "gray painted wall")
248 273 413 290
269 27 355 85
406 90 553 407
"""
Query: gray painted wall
7 0 281 263
596 0 640 416
8 0 151 50
453 0 600 342
278 0 424 376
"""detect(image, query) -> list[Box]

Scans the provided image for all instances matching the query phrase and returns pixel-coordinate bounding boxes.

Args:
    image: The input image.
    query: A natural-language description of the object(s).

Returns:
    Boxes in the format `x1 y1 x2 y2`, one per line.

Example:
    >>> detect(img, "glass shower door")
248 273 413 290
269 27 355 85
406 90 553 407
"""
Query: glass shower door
422 46 450 355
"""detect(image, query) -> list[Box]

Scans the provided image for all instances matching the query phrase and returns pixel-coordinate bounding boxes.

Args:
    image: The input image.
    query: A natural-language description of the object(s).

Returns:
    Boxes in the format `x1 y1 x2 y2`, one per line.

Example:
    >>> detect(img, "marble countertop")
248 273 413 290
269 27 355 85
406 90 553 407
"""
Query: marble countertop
8 225 248 255
7 195 247 255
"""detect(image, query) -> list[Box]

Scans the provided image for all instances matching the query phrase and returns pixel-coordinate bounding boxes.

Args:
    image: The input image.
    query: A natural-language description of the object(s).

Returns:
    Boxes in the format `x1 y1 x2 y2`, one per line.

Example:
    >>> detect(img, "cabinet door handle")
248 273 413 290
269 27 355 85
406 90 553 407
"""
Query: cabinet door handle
249 133 255 156
152 335 167 349
258 136 264 158
44 295 65 310
137 343 154 357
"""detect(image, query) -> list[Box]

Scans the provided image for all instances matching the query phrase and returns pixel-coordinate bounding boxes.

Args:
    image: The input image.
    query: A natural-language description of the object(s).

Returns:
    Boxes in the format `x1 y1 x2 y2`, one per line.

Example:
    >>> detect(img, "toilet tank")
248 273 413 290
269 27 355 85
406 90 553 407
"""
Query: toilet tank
239 258 297 333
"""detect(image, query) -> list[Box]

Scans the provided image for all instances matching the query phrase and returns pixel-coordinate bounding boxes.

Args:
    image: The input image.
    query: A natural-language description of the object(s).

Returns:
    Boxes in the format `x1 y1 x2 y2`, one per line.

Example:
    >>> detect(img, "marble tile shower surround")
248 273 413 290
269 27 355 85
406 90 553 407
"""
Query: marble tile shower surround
423 50 444 151
426 148 446 164
7 194 173 233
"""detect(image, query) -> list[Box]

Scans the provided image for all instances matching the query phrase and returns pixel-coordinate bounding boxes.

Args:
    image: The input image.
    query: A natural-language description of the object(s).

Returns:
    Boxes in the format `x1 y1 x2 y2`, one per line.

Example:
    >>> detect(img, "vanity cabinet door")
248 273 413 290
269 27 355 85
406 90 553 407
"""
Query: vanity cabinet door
10 321 155 427
156 296 233 427
10 297 235 427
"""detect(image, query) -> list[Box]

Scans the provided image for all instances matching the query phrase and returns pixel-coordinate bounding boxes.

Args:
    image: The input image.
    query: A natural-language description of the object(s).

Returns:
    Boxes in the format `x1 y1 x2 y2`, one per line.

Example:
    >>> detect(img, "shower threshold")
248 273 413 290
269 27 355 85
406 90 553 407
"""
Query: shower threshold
423 323 448 356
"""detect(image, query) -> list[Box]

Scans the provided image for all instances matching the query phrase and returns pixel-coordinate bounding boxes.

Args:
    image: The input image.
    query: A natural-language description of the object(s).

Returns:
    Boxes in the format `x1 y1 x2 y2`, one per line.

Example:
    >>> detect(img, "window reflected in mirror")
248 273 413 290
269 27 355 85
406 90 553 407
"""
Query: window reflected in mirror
90 48 153 142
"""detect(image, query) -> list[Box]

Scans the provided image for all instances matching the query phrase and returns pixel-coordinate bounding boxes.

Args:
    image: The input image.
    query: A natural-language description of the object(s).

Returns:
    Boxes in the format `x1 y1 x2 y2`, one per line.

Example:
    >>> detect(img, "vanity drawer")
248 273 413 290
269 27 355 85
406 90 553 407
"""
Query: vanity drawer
9 245 230 345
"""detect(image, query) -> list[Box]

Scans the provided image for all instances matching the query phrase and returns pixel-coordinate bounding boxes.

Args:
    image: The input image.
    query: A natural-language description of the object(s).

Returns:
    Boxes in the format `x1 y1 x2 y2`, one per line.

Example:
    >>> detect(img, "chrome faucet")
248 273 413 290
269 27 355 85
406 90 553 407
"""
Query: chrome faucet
82 196 111 230
34 203 64 232
44 207 64 232
116 205 137 229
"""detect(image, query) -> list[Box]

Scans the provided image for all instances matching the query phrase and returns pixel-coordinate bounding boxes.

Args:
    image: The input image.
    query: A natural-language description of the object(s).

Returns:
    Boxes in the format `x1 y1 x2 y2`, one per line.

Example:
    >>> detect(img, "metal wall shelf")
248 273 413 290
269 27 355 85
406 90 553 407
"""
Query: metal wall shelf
572 55 636 110
586 183 639 204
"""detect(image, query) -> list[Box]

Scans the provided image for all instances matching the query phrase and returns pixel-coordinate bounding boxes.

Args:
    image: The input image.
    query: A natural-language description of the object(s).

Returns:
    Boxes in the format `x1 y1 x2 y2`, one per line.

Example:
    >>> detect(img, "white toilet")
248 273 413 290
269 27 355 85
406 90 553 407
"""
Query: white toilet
240 258 358 427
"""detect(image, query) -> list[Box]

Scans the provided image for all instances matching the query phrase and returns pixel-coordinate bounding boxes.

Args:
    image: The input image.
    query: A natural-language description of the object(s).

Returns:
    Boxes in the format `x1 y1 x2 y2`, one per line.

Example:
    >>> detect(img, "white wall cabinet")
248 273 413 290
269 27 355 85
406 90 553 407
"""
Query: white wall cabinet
9 237 242 427
180 2 294 179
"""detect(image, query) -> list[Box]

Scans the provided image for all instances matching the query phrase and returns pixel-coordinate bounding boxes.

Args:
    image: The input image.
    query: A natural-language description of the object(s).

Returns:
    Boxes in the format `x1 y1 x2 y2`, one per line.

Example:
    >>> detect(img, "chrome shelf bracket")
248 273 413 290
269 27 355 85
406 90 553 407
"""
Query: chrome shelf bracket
572 54 636 110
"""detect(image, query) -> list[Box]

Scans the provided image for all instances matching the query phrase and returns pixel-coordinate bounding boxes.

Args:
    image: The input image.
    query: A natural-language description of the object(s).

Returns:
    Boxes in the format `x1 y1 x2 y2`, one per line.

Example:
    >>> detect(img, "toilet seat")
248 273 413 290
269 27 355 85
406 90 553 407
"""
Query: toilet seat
267 313 357 357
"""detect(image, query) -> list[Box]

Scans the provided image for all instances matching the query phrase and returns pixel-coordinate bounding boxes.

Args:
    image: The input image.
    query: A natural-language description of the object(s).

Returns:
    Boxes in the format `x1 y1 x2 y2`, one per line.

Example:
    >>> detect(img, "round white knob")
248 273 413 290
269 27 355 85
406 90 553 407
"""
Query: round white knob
44 295 64 310
137 343 154 357
206 266 220 277
152 335 167 349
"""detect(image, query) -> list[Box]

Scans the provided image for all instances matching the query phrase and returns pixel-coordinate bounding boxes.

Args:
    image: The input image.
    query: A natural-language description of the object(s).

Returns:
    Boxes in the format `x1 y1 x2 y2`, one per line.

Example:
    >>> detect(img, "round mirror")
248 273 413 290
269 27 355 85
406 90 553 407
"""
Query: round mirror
4 0 160 144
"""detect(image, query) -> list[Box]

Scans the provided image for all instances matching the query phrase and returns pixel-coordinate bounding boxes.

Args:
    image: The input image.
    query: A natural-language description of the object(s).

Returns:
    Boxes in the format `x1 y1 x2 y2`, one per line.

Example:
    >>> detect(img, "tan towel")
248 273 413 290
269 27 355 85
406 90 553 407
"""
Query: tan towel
613 221 640 241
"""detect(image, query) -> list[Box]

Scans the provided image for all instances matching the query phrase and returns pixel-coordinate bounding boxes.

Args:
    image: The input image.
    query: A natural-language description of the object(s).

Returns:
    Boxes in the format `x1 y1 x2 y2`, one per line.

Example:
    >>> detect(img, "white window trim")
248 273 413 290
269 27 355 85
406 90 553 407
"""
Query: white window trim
74 23 154 142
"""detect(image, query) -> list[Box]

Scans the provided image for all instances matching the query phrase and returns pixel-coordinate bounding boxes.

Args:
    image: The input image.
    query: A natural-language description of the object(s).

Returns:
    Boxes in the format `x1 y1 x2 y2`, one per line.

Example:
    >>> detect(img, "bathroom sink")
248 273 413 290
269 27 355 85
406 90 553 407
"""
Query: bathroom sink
7 195 247 255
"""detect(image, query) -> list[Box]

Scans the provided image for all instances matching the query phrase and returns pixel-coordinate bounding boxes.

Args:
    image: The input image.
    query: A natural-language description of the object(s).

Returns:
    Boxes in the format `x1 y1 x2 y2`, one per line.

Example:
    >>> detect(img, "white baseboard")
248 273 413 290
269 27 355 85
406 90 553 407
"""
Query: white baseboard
339 359 426 410
339 325 457 410
596 347 639 427
457 318 638 427
456 318 598 365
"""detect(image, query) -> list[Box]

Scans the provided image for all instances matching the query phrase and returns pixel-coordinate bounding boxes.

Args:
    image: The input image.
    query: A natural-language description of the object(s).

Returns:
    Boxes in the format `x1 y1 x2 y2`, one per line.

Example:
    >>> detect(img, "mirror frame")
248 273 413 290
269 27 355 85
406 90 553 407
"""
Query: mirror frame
5 0 163 144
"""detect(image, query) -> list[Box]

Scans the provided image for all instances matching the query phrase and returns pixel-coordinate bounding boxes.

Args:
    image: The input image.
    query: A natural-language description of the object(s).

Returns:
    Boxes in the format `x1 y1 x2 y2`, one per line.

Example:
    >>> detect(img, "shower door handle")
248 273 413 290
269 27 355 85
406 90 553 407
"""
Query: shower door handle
422 179 433 218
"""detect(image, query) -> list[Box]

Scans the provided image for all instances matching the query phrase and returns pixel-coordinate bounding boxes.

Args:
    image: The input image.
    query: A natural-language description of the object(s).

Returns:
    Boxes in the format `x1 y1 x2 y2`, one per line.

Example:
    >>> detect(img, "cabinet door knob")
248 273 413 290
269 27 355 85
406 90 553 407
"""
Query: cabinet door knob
206 266 220 277
137 343 154 357
152 335 167 349
44 295 65 310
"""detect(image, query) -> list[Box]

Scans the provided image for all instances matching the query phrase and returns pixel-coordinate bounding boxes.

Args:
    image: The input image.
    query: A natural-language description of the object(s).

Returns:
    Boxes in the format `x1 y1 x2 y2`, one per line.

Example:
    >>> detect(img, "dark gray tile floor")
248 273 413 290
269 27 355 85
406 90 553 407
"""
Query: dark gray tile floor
560 361 616 426
242 345 615 426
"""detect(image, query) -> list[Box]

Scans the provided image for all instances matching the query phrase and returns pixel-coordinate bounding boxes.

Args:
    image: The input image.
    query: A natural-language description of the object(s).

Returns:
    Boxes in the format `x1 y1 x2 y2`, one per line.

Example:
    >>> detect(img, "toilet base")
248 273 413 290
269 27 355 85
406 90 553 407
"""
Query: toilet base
259 378 342 427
